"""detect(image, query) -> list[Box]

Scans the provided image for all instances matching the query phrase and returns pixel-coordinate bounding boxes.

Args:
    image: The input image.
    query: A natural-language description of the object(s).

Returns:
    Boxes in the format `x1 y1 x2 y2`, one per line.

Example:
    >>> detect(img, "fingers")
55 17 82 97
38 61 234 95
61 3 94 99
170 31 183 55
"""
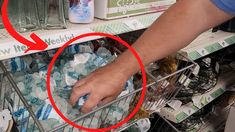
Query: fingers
81 94 103 113
74 77 89 87
69 84 90 106
98 97 116 106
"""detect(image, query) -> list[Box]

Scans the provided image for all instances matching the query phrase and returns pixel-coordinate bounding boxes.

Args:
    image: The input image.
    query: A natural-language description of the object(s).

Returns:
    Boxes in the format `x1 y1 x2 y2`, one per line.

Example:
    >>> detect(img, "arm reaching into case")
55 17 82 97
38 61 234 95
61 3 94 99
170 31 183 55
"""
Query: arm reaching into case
70 0 233 113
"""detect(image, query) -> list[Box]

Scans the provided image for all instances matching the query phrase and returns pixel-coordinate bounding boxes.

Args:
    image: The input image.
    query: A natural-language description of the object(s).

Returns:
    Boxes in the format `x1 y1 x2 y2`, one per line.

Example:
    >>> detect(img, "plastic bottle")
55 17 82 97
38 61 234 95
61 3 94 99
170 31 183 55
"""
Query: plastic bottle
0 57 29 73
68 0 94 23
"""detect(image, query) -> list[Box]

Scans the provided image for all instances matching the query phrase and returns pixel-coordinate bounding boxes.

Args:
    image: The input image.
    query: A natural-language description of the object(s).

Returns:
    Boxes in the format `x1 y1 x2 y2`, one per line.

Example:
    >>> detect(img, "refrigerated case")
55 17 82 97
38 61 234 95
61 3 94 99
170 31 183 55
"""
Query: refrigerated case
0 1 235 131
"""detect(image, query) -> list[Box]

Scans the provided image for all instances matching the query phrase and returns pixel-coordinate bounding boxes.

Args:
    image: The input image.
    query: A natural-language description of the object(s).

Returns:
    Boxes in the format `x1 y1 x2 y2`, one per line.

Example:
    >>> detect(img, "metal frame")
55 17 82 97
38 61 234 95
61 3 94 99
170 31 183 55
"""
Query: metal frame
0 45 195 132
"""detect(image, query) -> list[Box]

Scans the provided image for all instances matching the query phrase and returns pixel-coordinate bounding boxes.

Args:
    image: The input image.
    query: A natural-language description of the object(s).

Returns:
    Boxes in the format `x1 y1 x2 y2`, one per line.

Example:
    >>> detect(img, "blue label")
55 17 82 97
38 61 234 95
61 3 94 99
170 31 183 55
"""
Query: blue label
42 104 53 120
11 58 18 72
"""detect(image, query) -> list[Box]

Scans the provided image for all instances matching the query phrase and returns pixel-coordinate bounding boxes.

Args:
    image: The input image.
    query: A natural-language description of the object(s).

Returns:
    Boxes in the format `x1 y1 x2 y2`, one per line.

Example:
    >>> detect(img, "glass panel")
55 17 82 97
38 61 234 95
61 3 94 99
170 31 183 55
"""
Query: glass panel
44 0 67 29
36 0 46 25
16 0 40 32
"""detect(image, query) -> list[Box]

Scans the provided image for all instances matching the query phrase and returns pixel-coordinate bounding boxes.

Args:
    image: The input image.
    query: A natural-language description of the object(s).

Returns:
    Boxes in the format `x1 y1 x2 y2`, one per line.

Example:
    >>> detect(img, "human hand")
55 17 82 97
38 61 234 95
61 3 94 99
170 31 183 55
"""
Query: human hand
69 63 128 113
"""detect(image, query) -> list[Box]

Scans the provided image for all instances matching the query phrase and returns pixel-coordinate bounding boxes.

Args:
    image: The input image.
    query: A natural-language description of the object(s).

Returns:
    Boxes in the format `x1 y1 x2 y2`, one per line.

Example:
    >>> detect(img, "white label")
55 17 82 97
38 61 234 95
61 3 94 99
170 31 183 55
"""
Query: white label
0 109 12 131
192 95 203 108
184 78 191 87
193 64 200 75
204 95 212 104
0 28 95 61
179 74 187 84
167 100 182 111
218 40 229 48
161 80 170 89
178 74 191 87
197 48 209 56
182 105 194 116
124 19 145 30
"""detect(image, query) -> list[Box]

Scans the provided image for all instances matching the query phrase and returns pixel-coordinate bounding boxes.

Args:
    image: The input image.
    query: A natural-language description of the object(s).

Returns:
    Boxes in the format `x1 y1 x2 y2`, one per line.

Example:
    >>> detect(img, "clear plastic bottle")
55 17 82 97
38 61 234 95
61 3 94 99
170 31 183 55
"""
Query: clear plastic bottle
68 0 94 23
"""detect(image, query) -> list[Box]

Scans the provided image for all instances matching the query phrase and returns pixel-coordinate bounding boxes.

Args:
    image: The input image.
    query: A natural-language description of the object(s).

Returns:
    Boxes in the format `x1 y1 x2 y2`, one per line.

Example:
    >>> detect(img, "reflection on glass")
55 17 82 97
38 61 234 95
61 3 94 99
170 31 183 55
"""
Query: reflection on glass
44 0 67 29
16 0 40 33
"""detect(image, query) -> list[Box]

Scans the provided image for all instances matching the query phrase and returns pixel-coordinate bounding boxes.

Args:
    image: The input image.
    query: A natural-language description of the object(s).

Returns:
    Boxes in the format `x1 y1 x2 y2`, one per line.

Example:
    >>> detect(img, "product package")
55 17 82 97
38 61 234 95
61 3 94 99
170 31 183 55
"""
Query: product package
69 0 95 23
94 0 176 20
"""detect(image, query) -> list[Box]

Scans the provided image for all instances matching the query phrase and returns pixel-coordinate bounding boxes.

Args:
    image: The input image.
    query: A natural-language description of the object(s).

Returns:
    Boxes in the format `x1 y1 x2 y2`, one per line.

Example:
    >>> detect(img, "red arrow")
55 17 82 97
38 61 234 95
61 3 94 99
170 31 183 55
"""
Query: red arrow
1 0 48 53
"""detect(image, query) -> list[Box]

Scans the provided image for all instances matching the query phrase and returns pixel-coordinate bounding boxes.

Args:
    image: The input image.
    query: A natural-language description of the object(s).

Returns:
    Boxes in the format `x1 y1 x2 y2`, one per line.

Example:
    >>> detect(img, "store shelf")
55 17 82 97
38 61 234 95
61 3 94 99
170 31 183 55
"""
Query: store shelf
197 104 231 132
159 71 235 123
0 12 163 61
1 10 234 62
180 30 235 60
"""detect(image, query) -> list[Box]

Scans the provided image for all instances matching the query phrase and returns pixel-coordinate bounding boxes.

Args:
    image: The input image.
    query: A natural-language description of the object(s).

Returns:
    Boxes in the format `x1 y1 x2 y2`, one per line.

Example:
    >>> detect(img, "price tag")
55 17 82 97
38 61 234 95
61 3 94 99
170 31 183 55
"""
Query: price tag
161 80 170 89
193 64 200 75
196 48 209 56
178 74 187 84
192 95 203 108
184 78 191 87
167 100 182 111
124 19 145 30
182 105 195 116
205 95 212 103
218 40 229 48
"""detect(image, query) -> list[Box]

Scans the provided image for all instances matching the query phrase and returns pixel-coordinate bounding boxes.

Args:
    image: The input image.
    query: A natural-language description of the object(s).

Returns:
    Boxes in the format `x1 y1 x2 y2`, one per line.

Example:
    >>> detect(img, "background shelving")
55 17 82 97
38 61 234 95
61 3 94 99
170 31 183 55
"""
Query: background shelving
0 12 163 61
180 30 235 61
160 71 235 123
1 12 235 63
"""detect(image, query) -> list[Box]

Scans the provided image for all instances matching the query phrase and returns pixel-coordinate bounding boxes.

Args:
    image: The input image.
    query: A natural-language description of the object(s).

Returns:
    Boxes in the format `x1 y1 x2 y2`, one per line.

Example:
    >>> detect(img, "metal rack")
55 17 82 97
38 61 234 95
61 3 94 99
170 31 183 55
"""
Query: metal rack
0 43 195 132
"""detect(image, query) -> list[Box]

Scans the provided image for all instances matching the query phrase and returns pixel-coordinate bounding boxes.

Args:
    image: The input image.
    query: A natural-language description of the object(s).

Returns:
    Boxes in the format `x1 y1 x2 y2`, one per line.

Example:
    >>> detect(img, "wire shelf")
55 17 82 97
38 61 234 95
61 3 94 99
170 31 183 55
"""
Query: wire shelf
0 43 195 132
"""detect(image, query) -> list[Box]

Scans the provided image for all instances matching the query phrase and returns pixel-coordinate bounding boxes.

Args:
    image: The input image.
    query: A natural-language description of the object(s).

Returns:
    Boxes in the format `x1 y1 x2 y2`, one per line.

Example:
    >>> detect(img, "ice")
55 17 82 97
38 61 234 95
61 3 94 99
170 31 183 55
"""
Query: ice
74 53 91 65
74 64 88 75
6 45 135 131
17 82 25 92
40 119 60 131
32 87 47 100
96 47 112 59
65 70 79 86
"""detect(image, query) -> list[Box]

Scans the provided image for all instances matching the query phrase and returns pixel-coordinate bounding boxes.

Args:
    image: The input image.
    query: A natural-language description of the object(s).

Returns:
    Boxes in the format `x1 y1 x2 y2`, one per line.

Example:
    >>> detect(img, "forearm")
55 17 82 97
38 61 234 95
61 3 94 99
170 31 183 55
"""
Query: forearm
112 0 232 78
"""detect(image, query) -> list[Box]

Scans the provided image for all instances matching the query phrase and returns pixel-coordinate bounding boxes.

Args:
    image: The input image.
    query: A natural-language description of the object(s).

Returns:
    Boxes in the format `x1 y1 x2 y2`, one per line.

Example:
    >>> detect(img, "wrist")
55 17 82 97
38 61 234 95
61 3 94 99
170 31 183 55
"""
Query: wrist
110 54 139 80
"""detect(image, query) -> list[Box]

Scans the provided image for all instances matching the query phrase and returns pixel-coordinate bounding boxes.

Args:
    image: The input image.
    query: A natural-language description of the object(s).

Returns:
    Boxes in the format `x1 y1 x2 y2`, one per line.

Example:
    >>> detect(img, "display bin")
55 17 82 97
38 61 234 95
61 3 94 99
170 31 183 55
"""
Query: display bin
0 42 195 132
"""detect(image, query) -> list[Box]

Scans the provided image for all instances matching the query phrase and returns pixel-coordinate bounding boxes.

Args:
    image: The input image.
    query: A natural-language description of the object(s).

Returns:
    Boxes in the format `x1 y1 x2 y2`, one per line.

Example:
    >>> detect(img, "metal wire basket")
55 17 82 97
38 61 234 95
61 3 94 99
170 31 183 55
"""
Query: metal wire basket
0 43 195 132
